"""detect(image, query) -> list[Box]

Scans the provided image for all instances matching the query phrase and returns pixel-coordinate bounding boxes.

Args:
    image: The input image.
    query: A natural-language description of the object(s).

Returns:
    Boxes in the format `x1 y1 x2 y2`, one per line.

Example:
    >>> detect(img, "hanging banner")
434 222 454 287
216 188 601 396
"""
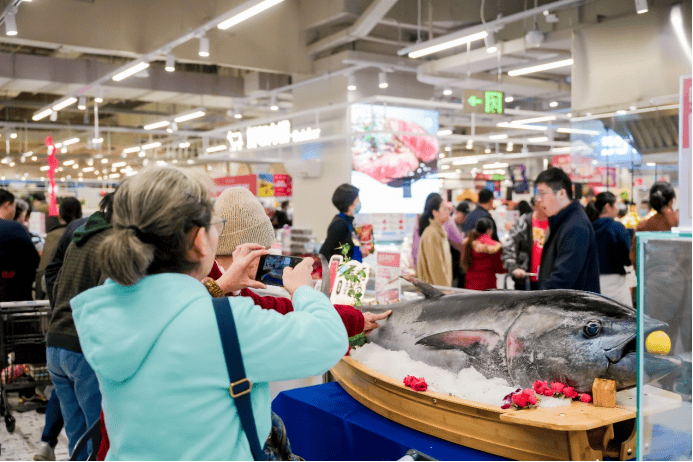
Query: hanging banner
258 174 275 197
212 175 258 197
680 75 692 230
273 174 293 197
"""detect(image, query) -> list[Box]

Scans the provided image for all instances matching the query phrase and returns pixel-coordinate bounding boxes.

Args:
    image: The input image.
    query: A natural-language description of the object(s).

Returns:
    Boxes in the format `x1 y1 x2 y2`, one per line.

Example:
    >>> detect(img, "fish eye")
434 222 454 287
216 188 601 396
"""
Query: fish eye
583 320 602 337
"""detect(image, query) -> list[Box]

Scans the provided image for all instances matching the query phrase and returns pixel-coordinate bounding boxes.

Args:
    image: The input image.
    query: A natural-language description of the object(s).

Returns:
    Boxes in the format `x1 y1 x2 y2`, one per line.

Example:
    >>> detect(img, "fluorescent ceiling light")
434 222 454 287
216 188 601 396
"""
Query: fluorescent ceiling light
550 101 558 108
505 96 514 103
165 54 175 72
63 160 75 166
53 97 78 111
489 134 508 140
510 116 557 125
218 0 285 30
409 31 488 59
646 162 656 166
557 128 601 136
144 120 171 130
441 165 450 170
113 162 127 168
179 142 190 149
141 142 162 150
123 147 141 154
5 12 17 36
198 37 210 57
40 166 50 171
82 167 94 172
112 61 150 82
10 133 17 139
93 138 104 144
443 88 452 96
497 122 547 131
527 136 549 142
62 138 80 146
452 158 478 165
617 110 627 115
207 145 228 153
33 109 53 121
508 58 574 77
174 110 206 123
437 129 452 136
483 162 509 168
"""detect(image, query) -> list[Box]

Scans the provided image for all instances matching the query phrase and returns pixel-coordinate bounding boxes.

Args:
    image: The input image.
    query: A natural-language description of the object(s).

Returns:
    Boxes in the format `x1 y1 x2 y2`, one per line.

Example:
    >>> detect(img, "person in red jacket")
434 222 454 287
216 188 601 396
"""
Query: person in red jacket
205 187 390 337
462 217 505 291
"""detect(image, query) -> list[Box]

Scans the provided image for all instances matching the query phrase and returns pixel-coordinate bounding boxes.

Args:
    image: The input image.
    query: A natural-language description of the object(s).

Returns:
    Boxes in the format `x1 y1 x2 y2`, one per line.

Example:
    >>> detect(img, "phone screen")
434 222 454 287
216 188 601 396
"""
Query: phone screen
255 255 303 286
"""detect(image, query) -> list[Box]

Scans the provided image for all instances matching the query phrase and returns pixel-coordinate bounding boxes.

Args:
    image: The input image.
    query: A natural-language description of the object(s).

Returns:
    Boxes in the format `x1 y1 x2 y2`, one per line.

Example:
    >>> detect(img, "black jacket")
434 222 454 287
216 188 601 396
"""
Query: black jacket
538 200 600 293
0 219 39 302
319 214 355 261
45 217 88 307
592 217 631 275
462 206 499 242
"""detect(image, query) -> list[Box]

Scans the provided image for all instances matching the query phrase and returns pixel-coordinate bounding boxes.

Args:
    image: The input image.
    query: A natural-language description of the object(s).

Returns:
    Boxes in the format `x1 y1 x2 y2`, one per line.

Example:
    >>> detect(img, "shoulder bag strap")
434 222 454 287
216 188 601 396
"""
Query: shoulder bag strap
211 297 267 461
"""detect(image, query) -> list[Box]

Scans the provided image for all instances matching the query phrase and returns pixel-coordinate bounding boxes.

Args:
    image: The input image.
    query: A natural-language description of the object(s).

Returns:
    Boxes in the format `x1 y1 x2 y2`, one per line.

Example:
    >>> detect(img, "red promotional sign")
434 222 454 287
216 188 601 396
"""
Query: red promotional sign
212 175 257 197
273 174 293 197
377 252 400 267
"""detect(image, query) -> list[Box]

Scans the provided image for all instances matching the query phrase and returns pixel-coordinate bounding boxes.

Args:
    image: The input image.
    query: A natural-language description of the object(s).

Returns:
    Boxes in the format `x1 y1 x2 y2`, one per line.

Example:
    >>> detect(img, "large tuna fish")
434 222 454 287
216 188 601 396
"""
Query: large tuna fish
363 278 680 392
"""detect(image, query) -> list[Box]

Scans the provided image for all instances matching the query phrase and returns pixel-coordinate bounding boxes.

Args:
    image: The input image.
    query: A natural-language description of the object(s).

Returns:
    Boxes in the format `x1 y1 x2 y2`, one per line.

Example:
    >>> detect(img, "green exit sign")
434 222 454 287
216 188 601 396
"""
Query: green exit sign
464 90 504 115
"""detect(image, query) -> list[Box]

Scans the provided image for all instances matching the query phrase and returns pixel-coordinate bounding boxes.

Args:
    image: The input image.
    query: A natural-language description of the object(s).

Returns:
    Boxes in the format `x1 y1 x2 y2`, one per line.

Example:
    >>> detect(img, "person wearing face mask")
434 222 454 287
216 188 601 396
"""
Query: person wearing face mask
319 184 369 262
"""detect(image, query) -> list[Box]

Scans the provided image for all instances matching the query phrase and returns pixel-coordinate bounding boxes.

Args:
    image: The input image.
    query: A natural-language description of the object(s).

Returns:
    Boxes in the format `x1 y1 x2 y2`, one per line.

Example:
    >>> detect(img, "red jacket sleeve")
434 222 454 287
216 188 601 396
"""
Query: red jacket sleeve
239 288 294 315
333 304 365 338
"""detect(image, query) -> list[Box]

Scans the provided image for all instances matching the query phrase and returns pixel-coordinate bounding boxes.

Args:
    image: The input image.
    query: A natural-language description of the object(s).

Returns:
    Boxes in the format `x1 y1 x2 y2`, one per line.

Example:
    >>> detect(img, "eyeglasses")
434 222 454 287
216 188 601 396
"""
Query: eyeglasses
536 189 557 199
210 216 226 235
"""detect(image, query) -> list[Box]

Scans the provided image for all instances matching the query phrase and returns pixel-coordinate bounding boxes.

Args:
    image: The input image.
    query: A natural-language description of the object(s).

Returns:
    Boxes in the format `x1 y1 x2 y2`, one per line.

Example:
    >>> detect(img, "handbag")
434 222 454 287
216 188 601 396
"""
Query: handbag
212 298 303 461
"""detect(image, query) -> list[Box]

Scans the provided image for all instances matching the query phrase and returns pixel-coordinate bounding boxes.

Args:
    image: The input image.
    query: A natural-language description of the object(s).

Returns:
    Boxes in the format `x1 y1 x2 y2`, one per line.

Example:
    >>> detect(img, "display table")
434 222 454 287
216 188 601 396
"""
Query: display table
271 382 507 461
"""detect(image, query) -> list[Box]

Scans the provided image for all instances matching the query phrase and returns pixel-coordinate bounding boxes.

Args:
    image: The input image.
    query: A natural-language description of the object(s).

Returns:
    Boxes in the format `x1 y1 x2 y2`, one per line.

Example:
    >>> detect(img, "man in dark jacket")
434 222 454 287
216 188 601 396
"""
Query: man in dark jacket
319 184 369 262
462 188 499 241
0 188 40 301
535 168 600 293
46 193 113 458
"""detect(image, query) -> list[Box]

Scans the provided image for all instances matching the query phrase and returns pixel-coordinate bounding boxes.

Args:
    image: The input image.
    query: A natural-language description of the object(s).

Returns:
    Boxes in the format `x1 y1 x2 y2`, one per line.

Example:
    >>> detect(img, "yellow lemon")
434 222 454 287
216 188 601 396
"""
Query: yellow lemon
646 331 671 355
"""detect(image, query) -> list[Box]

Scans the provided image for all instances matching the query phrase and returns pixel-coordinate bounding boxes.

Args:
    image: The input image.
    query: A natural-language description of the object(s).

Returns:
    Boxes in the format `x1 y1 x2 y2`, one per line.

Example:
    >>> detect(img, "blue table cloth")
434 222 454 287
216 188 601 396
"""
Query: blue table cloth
271 382 508 461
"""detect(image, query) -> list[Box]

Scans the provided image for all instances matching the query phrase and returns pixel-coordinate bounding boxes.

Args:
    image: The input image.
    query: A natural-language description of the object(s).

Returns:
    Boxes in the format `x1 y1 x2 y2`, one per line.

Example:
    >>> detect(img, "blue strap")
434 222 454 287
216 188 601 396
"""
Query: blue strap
212 297 267 461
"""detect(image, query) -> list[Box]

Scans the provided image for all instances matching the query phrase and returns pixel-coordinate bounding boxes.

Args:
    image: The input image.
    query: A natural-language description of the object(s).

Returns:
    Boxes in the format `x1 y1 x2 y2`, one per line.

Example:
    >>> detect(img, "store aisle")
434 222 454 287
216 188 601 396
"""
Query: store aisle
0 394 69 461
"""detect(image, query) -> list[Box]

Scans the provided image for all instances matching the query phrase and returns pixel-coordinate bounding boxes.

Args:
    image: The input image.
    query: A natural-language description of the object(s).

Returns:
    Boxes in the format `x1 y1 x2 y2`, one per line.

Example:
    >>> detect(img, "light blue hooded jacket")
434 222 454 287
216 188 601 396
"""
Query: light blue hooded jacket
71 273 348 461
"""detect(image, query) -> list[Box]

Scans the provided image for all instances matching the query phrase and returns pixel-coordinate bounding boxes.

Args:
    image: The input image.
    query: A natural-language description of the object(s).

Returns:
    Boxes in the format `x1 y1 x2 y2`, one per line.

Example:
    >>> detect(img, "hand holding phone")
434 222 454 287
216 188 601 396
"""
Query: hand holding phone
282 257 315 298
218 247 270 293
254 254 305 288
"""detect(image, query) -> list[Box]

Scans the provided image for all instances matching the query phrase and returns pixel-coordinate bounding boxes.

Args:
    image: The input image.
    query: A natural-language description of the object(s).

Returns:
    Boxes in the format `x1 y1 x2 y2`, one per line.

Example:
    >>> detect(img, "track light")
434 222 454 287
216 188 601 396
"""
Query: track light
5 12 17 36
234 106 242 119
10 133 17 139
347 75 356 91
78 96 86 110
94 87 104 103
550 101 558 107
270 95 278 111
443 88 452 96
198 37 210 57
484 33 498 54
505 96 514 103
165 54 176 72
378 72 388 89
50 111 58 122
635 0 648 14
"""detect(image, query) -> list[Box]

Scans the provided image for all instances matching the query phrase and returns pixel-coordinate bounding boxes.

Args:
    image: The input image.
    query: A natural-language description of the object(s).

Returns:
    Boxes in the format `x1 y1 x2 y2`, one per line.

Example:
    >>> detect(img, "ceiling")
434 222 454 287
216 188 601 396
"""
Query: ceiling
0 0 687 182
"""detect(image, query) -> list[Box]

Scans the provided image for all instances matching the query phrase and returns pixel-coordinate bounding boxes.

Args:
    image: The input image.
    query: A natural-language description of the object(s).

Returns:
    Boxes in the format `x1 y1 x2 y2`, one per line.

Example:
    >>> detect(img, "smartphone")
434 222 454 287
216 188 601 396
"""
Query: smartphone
255 254 304 286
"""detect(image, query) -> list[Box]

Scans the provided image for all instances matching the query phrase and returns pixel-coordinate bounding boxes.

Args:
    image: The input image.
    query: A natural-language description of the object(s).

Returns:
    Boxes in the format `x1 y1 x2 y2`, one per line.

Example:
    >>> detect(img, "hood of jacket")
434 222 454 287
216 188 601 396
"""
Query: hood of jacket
592 217 615 234
71 273 209 383
72 211 111 246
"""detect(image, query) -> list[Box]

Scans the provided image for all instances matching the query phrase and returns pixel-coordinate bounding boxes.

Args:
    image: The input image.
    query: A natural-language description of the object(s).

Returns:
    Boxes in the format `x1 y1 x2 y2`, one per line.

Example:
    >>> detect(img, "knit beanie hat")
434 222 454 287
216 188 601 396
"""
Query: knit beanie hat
332 184 359 213
214 187 277 256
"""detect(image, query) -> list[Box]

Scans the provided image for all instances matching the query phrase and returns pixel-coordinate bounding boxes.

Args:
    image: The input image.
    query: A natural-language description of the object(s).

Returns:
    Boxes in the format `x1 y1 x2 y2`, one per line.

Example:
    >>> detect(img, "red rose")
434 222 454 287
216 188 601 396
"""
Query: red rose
533 380 547 392
403 376 416 387
563 387 578 398
523 388 535 396
551 382 565 393
580 393 592 403
543 389 555 397
512 394 528 408
501 403 512 409
527 394 538 405
412 378 428 392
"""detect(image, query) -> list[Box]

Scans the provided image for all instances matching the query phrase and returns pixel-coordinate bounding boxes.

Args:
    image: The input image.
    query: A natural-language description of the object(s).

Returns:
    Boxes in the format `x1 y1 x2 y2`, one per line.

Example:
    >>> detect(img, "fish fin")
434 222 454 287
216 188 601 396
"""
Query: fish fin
416 330 500 353
400 275 445 299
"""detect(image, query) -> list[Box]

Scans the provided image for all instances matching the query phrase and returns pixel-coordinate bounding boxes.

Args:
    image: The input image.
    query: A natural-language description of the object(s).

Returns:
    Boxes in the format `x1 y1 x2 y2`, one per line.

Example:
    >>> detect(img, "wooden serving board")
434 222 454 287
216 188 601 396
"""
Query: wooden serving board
331 357 639 460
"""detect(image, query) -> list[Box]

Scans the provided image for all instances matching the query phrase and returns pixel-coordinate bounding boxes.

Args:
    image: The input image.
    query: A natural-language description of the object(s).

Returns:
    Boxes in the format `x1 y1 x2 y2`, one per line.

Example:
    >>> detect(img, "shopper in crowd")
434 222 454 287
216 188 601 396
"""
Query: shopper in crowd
13 198 30 225
450 202 470 288
515 200 533 217
629 182 678 269
639 199 652 217
206 186 391 338
579 186 596 207
462 217 505 290
70 166 348 460
265 201 292 229
320 184 370 262
534 167 600 293
0 188 40 302
502 197 548 291
463 189 499 241
411 193 465 268
416 194 453 287
46 194 115 458
588 192 632 307
35 197 83 300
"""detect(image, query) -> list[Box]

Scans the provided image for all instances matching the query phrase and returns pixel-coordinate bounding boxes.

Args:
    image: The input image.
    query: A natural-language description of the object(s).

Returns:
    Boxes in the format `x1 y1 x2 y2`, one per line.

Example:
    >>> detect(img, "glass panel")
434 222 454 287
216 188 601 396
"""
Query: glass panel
637 232 692 460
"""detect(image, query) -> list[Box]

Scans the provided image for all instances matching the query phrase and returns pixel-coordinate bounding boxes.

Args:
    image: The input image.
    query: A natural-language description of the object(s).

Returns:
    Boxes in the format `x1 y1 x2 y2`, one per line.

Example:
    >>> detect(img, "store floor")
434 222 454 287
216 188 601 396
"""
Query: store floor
0 392 70 461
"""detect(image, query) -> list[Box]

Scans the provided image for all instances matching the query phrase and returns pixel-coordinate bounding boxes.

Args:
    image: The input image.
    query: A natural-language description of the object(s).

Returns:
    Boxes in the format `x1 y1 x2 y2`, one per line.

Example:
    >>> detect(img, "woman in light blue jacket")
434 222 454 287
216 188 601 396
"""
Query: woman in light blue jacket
71 166 348 460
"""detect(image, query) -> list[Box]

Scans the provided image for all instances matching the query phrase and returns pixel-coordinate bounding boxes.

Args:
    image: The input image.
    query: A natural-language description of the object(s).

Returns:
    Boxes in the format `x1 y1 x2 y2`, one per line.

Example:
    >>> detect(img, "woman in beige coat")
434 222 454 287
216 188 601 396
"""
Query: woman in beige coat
416 194 452 287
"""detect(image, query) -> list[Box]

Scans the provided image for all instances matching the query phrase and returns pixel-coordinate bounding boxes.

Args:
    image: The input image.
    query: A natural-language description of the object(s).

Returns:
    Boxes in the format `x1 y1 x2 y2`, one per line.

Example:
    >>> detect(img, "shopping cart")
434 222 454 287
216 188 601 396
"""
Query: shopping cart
0 300 53 433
